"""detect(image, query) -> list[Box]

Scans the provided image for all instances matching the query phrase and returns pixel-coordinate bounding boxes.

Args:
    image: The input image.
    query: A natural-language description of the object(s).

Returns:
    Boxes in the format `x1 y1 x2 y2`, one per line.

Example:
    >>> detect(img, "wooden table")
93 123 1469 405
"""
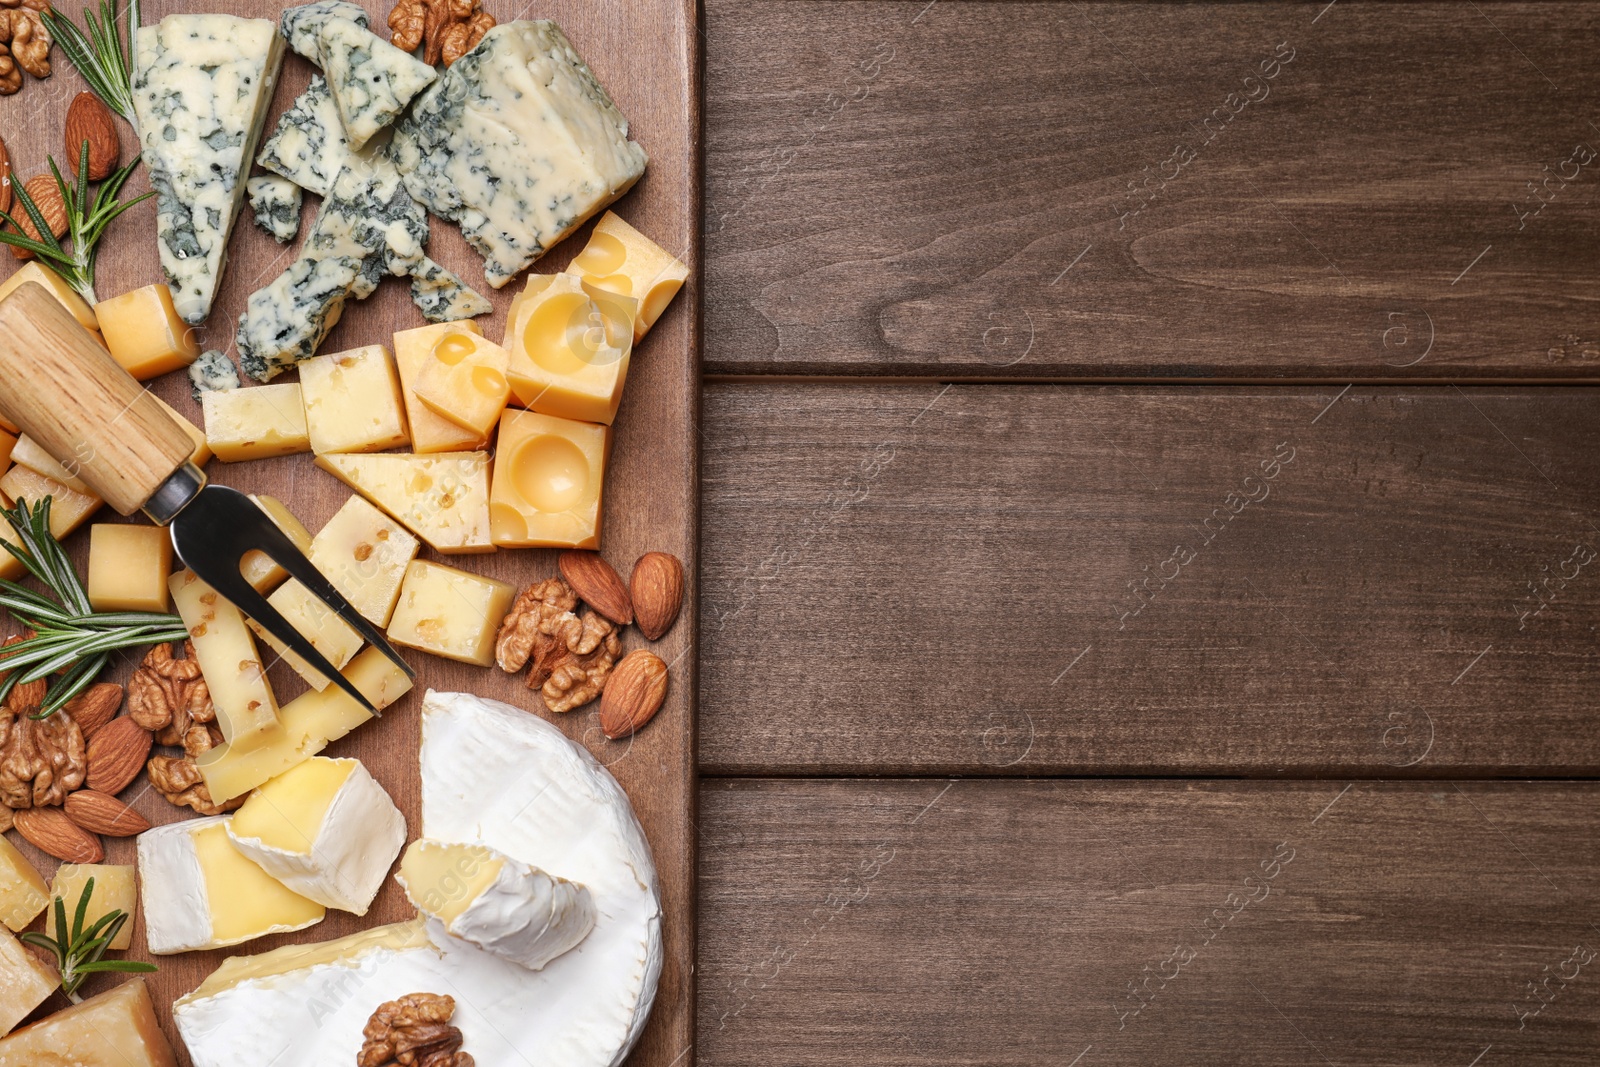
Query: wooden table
698 2 1600 1064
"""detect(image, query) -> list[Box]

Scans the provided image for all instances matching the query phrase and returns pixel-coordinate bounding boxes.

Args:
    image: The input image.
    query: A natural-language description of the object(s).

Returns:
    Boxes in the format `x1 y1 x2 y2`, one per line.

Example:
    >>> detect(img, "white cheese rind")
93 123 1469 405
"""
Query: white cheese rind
248 175 302 243
133 15 286 325
136 817 216 955
390 21 648 287
227 761 407 915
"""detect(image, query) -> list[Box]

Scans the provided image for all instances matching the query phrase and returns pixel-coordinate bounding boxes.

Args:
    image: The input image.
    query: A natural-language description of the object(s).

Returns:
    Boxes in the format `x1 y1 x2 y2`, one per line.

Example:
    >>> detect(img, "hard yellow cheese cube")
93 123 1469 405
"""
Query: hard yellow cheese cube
393 321 487 453
197 646 411 803
10 433 91 493
203 385 311 462
0 262 97 332
299 345 410 454
308 494 420 626
317 451 494 554
387 560 515 666
248 579 364 692
151 395 212 467
47 864 137 951
506 272 636 425
0 979 178 1065
0 926 61 1036
241 495 313 594
94 283 199 380
170 570 280 751
413 330 511 439
569 211 689 341
490 409 610 549
87 524 172 612
0 837 47 933
0 465 101 536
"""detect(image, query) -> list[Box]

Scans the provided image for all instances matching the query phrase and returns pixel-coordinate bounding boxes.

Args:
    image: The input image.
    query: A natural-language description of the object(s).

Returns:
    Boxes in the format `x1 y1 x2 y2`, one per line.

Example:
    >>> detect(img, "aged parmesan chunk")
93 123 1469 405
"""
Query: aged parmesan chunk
390 21 648 287
410 257 492 322
248 175 302 243
281 2 436 150
133 15 286 325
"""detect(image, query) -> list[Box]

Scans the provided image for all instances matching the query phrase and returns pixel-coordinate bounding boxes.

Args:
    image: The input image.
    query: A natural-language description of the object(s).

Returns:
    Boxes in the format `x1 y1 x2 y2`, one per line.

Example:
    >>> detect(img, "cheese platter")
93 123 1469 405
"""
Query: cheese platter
0 0 699 1061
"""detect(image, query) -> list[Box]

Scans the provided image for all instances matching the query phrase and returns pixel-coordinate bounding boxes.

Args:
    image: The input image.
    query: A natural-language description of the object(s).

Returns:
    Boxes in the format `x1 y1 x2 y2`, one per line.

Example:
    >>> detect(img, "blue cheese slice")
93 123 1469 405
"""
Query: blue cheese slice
279 0 368 55
247 176 302 243
281 3 436 151
256 76 355 197
189 350 241 401
410 257 492 322
390 21 648 288
132 15 286 325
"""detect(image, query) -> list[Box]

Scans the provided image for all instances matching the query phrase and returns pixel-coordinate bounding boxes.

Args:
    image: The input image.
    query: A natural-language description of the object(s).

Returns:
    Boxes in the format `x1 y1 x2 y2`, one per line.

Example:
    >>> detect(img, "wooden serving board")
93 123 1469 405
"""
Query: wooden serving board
0 0 700 1062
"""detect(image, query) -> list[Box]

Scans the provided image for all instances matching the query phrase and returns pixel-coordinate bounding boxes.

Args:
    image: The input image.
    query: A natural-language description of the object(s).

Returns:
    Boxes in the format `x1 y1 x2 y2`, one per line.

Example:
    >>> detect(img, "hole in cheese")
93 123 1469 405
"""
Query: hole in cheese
513 434 590 513
572 231 628 276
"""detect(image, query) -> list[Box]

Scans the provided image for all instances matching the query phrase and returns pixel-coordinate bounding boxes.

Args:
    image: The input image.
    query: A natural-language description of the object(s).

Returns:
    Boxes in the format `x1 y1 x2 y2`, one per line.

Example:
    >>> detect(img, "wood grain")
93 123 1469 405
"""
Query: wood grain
0 1 699 1063
702 382 1600 775
701 778 1600 1066
706 0 1600 379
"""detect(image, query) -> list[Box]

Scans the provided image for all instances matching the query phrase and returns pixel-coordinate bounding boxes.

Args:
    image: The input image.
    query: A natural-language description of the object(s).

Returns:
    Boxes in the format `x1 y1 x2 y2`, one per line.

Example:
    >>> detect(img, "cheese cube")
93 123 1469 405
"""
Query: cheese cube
308 495 420 626
0 837 47 933
398 838 594 971
229 757 405 915
393 321 488 453
87 524 173 613
299 345 410 454
241 494 313 594
0 465 102 537
151 395 212 466
0 925 62 1035
197 646 412 803
317 451 494 554
387 560 514 666
0 978 178 1065
10 433 92 493
46 864 137 951
138 815 325 954
248 579 364 692
490 409 610 549
202 385 311 462
505 273 635 425
413 330 511 439
0 262 98 332
569 211 689 341
170 570 281 751
94 283 200 380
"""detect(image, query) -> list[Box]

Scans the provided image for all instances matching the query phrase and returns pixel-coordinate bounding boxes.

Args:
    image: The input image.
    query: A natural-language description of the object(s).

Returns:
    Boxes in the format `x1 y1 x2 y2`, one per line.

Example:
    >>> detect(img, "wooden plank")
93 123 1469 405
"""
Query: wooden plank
702 382 1600 774
0 2 699 1063
701 778 1600 1066
706 0 1600 379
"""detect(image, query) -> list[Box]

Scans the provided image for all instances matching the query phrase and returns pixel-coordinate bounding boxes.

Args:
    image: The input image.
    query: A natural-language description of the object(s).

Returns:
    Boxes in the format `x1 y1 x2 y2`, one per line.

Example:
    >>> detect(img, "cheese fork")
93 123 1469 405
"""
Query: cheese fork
0 282 412 712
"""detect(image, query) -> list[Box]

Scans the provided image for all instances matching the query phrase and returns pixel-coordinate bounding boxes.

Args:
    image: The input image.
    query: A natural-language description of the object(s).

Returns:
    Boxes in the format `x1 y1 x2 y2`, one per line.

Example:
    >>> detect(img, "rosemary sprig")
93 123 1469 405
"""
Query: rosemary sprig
0 150 150 305
19 877 157 1003
0 498 188 717
41 0 141 130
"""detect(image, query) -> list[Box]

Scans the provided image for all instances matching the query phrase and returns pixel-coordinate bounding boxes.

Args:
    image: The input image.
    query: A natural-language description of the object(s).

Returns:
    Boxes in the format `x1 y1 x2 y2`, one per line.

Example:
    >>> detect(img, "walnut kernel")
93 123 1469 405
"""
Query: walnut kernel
359 992 474 1067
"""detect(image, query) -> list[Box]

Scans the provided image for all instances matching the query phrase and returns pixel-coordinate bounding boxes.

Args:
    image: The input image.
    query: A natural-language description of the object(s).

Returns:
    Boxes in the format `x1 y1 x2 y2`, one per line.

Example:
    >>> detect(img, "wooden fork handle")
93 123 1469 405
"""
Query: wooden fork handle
0 283 195 516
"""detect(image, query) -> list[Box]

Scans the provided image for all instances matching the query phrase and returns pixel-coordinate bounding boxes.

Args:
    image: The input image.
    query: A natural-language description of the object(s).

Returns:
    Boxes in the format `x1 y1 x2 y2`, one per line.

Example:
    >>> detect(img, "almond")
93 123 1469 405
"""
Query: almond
86 717 152 794
630 552 684 641
9 174 66 261
64 91 119 181
0 134 11 215
559 551 634 625
64 789 150 836
62 682 123 738
599 650 669 740
14 807 102 863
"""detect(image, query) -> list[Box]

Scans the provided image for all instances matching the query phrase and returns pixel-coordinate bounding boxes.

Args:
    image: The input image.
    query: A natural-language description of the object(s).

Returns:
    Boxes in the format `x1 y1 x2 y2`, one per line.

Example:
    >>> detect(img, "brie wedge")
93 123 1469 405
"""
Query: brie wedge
228 758 405 915
174 690 661 1067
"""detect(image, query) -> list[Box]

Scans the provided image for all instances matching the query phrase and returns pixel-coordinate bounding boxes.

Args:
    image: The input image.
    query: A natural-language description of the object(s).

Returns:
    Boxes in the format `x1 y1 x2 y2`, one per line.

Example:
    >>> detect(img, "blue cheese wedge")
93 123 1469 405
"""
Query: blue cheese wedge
279 0 368 55
132 15 286 325
410 257 492 322
247 175 302 243
256 76 355 197
188 349 241 401
390 21 648 288
281 2 436 151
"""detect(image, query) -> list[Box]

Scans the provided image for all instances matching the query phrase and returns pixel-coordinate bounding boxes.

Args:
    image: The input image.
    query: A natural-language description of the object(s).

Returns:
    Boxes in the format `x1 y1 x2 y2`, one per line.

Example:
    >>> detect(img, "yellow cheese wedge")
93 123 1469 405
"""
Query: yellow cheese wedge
505 272 635 425
87 524 173 613
0 837 47 934
151 395 212 467
299 345 410 454
490 409 610 549
393 321 488 453
0 925 58 1036
0 977 177 1065
307 494 420 626
568 211 689 341
169 570 281 751
196 646 412 803
0 465 101 537
94 283 199 380
10 433 92 493
387 559 515 666
183 920 428 1000
202 385 311 462
316 451 494 554
413 330 511 440
248 579 364 692
0 262 97 332
241 495 313 594
46 864 136 951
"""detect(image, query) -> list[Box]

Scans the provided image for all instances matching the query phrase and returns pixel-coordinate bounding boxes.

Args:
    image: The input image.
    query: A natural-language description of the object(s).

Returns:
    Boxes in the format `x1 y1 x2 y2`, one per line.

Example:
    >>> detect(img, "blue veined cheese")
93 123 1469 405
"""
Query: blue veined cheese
132 15 286 325
256 76 351 197
189 350 242 401
247 176 302 243
390 21 648 289
409 258 492 322
280 3 435 151
279 0 368 56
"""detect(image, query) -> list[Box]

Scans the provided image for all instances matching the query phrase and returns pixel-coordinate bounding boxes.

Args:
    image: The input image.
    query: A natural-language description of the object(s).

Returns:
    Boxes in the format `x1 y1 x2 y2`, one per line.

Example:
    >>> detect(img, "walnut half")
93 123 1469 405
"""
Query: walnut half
495 579 622 712
359 993 473 1067
388 0 493 67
